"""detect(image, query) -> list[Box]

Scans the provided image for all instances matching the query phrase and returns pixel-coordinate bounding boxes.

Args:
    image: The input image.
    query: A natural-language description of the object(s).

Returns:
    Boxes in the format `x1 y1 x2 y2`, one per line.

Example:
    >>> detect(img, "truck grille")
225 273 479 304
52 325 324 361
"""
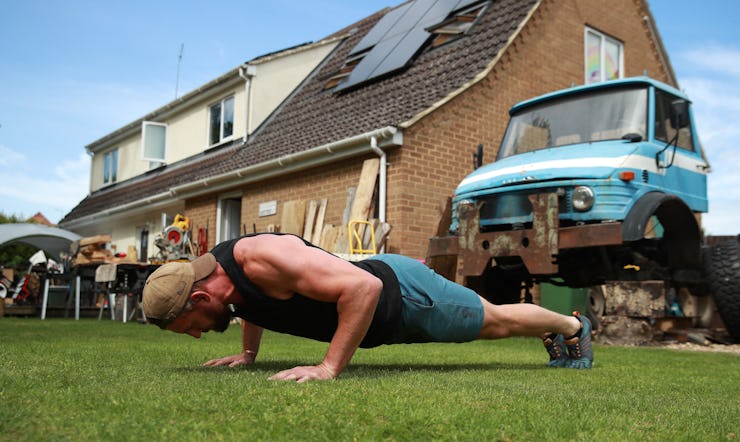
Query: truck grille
478 189 569 228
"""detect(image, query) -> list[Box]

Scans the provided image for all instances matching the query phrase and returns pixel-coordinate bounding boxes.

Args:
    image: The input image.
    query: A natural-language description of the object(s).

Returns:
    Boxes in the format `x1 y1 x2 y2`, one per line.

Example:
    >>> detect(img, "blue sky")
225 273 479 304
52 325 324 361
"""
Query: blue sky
1 1 738 235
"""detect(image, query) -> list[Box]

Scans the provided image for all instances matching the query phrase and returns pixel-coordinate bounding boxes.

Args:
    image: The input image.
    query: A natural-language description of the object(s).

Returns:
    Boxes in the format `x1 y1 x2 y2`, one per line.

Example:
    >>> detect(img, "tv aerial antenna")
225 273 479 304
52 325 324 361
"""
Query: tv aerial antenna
175 43 184 99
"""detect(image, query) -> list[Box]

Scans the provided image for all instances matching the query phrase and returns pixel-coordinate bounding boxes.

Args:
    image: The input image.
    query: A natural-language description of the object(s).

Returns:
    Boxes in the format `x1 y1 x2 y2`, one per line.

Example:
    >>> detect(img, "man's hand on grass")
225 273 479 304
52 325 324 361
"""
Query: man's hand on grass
268 364 336 383
202 351 256 367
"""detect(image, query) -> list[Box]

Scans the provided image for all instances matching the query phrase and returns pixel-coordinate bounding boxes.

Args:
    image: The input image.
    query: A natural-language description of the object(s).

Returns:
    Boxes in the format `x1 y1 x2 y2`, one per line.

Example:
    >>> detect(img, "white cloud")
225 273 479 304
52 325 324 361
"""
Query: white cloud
0 144 25 167
674 43 740 235
681 44 740 78
703 210 739 237
0 149 90 221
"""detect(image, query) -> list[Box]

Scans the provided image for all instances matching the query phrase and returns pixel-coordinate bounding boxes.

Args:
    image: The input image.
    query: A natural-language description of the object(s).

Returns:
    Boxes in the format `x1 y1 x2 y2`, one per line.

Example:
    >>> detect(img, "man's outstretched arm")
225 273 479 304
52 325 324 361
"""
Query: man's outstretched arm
268 268 381 382
237 234 382 382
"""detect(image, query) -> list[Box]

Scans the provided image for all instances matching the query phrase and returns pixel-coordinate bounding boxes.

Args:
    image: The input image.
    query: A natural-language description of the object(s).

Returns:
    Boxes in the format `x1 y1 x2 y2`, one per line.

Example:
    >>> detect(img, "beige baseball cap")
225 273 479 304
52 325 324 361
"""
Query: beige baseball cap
142 253 217 328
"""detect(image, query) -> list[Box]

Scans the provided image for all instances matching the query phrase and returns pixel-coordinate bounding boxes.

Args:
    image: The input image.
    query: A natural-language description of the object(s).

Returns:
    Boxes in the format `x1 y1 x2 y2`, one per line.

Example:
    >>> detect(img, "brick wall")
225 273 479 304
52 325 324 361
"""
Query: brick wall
242 157 371 234
184 156 376 252
184 196 218 253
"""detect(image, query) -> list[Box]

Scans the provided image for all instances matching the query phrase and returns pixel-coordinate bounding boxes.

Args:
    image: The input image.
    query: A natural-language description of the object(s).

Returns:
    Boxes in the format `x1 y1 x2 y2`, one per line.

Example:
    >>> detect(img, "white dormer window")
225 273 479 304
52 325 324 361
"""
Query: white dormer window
209 96 234 146
142 121 167 169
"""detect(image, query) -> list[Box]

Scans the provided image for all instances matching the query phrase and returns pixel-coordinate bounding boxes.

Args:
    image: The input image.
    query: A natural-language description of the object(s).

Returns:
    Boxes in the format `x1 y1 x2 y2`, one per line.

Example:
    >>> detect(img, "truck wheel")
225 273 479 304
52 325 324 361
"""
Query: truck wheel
705 239 740 342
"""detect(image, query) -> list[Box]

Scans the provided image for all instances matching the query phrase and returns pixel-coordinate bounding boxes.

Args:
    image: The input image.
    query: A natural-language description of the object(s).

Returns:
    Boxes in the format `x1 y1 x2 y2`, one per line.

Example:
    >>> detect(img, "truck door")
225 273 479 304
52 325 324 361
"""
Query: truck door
652 89 709 212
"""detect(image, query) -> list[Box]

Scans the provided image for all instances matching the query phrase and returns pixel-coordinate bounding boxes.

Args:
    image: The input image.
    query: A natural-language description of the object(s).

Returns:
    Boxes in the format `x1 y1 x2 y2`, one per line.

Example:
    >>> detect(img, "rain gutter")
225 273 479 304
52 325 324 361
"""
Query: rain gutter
63 126 402 230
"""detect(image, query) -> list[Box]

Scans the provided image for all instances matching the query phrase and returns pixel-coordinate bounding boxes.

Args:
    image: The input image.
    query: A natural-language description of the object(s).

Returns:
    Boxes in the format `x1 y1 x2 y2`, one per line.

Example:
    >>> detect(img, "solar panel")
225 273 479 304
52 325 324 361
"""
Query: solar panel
368 25 431 77
337 0 463 91
341 33 406 89
418 0 460 27
384 0 438 37
350 2 411 56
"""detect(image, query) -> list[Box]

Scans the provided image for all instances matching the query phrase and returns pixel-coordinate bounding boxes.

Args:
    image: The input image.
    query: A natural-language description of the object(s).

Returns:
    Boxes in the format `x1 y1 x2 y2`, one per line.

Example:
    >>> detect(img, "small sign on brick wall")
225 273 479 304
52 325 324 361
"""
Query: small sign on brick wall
258 201 277 217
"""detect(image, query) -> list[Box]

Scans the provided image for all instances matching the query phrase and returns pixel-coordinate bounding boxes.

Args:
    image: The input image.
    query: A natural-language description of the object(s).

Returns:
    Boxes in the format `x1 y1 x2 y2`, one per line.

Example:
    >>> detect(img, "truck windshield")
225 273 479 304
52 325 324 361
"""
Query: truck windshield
498 86 647 159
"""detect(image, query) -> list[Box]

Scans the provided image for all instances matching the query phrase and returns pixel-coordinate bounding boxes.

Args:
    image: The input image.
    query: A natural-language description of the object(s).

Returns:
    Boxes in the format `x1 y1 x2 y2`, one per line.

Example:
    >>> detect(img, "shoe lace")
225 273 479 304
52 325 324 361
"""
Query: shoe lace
544 335 565 360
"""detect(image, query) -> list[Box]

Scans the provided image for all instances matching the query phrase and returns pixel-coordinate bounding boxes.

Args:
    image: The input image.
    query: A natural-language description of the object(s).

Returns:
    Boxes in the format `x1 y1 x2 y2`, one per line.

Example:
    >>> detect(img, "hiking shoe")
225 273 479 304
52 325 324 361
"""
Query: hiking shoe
565 312 593 369
543 333 569 368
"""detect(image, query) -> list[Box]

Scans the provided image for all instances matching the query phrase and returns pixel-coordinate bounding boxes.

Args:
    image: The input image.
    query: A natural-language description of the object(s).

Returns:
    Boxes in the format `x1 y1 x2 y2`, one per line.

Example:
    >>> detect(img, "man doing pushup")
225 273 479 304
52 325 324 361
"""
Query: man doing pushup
142 233 593 382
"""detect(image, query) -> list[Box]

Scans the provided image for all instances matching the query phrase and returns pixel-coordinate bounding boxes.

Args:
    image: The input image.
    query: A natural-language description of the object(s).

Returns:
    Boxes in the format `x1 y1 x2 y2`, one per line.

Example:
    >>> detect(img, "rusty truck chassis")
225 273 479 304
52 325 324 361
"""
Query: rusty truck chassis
427 192 624 284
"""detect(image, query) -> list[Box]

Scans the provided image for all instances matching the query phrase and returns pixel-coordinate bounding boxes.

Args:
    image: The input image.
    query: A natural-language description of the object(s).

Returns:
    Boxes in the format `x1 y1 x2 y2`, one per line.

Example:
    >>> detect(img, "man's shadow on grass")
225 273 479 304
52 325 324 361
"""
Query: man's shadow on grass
176 360 549 377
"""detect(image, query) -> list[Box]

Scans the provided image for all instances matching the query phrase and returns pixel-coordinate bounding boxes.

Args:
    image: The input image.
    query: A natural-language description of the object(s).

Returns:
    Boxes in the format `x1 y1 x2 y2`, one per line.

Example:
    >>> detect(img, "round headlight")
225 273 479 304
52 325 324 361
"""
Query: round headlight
572 186 594 212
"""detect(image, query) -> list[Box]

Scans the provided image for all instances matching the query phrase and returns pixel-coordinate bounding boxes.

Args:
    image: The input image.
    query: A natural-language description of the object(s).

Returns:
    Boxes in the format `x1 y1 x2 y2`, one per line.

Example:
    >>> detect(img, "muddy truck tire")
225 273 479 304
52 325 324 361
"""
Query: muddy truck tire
705 239 740 342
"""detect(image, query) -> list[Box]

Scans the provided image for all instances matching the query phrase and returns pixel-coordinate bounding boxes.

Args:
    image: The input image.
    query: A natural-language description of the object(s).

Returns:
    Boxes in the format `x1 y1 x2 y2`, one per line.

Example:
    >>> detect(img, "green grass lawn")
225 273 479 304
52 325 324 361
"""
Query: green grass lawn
0 318 738 441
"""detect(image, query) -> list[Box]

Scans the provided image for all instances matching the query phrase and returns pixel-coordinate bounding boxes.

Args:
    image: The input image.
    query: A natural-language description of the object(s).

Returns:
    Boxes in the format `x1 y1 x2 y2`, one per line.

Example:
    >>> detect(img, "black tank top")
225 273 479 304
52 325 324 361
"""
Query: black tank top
210 233 402 348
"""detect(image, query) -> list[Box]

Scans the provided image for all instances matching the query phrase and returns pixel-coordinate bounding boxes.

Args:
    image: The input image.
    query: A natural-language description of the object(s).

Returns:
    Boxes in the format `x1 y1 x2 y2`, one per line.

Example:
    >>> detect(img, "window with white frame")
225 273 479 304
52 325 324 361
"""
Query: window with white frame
584 27 623 84
142 121 167 168
209 96 235 146
103 148 118 185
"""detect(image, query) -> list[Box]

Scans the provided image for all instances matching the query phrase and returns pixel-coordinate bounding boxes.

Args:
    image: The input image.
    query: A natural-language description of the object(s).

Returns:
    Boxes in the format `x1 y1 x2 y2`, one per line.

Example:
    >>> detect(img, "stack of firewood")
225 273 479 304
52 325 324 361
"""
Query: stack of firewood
274 159 391 254
72 235 114 265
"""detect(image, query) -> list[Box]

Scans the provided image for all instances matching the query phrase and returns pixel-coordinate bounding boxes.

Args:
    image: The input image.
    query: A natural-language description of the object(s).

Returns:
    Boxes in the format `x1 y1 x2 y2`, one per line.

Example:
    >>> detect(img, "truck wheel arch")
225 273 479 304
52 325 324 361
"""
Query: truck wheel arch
622 192 702 269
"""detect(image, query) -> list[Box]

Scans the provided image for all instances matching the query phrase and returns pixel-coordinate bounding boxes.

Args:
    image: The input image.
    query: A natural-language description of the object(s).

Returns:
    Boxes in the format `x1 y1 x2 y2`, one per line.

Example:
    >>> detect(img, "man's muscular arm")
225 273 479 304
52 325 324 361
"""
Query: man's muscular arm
235 234 382 382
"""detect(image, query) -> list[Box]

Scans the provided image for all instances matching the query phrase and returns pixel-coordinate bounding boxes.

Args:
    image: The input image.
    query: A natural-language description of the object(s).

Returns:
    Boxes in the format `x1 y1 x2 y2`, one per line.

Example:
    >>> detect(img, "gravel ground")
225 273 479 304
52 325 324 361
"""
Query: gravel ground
659 342 740 354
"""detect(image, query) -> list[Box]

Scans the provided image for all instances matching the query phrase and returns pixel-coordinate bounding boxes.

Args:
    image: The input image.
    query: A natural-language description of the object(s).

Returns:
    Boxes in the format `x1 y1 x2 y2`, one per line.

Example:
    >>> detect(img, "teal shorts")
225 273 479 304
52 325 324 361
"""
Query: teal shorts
371 254 484 344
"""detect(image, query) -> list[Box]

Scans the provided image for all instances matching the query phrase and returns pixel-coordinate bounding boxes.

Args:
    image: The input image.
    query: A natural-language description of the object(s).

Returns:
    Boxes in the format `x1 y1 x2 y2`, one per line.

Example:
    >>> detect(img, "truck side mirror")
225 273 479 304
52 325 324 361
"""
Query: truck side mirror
670 100 690 129
472 144 484 170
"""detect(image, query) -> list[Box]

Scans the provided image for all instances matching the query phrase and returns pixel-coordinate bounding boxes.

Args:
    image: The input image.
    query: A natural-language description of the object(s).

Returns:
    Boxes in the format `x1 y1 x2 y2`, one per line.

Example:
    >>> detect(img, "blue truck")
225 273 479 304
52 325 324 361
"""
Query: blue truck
427 77 739 341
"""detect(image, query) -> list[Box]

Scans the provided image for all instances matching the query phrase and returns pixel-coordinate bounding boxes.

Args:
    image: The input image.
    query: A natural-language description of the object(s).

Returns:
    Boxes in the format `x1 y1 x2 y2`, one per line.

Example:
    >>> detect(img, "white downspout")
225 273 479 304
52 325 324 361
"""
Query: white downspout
369 136 387 252
238 64 256 139
84 147 95 200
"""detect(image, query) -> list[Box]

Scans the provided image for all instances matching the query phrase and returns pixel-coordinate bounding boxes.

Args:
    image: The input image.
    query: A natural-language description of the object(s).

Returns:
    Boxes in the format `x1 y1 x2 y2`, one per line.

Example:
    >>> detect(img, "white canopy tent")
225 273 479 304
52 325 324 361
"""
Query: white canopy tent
0 223 81 259
0 224 83 320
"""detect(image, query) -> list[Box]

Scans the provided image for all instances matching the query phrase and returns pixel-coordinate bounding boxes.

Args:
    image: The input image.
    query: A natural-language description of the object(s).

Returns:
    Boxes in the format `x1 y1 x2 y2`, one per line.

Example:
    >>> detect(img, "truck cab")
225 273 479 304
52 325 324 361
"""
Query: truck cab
457 77 708 228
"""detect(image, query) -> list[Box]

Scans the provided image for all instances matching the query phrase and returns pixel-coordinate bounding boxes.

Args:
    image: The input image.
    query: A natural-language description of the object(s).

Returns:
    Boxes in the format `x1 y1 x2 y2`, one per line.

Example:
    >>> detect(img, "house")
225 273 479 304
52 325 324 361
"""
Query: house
60 0 676 262
30 213 54 226
60 37 343 260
